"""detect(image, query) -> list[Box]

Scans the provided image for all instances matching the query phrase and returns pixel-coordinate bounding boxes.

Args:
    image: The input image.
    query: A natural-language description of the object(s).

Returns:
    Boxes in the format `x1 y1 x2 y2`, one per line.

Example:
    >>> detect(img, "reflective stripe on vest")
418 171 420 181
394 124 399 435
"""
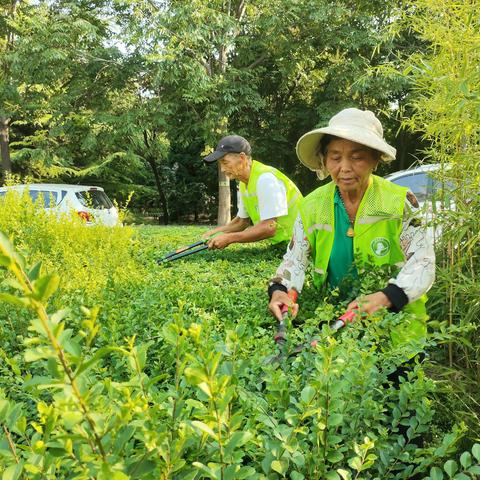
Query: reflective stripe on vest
299 175 427 346
239 160 303 244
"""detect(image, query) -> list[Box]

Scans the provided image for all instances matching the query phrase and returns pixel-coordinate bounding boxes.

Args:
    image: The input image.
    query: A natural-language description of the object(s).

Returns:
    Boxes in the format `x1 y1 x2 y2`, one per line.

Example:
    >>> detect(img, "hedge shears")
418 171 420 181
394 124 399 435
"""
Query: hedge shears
265 290 357 364
265 289 298 364
157 239 208 264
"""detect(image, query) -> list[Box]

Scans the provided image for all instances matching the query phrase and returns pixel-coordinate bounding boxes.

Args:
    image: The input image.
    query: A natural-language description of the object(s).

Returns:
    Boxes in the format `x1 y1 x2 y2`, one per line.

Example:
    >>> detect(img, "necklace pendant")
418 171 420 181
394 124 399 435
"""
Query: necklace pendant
346 227 355 237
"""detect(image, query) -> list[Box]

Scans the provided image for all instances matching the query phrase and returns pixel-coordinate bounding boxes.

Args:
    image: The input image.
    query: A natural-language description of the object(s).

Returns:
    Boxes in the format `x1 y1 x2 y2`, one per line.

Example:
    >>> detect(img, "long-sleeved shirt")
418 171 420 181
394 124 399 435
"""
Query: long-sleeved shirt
269 191 435 309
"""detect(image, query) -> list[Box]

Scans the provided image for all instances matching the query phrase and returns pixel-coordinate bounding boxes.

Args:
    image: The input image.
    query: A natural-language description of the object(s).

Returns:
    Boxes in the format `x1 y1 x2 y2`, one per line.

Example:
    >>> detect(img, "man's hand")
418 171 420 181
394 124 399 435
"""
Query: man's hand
207 233 233 250
268 290 299 322
347 291 392 315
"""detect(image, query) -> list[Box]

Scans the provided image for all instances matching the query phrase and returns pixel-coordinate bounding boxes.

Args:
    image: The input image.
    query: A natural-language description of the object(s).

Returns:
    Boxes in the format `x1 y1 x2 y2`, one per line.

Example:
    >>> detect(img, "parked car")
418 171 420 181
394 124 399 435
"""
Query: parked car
0 184 119 226
385 163 454 208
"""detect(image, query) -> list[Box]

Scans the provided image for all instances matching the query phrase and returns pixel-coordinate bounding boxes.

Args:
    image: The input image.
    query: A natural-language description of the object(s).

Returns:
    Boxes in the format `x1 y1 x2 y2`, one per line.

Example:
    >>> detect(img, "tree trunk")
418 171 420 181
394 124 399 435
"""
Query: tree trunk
217 163 231 225
0 117 12 179
215 43 231 225
146 157 169 225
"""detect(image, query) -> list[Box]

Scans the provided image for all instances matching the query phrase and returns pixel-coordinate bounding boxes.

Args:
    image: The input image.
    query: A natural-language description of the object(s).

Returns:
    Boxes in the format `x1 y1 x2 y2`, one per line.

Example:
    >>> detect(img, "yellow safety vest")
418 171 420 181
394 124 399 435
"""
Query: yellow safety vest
299 175 428 347
239 160 303 244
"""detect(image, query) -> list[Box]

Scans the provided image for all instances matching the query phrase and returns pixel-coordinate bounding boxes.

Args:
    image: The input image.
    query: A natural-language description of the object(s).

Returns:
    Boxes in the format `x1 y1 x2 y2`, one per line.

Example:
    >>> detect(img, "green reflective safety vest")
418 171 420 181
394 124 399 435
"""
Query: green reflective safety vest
239 160 303 244
299 175 428 347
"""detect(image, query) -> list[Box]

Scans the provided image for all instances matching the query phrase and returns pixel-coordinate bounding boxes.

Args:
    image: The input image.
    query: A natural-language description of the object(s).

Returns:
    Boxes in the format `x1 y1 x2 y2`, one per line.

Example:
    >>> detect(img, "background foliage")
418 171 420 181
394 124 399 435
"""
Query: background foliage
2 0 426 222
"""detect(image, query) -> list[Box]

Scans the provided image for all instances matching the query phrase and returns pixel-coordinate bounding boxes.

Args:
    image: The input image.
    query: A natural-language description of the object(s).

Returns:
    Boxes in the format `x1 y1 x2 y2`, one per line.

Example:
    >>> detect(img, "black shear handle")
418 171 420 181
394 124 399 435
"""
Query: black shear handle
159 240 207 263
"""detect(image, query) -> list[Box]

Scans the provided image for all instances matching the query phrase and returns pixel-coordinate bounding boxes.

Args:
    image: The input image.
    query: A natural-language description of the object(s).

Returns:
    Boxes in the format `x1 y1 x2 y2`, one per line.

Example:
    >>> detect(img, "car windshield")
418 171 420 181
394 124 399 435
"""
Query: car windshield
75 190 113 209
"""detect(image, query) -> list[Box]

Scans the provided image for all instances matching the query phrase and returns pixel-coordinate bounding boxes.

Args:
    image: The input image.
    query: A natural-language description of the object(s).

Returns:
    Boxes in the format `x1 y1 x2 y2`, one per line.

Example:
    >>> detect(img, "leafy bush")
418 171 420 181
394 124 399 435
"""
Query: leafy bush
1 209 479 478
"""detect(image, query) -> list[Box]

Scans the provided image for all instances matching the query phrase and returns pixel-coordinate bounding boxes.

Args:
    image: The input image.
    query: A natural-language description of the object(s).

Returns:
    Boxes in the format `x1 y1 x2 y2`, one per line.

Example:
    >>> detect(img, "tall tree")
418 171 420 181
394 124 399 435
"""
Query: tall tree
0 0 20 176
118 0 277 224
1 0 124 180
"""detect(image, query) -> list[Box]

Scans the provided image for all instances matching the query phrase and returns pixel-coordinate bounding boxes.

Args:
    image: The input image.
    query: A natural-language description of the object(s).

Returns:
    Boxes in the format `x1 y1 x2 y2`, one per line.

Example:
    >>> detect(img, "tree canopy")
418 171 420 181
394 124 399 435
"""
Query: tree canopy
0 0 448 222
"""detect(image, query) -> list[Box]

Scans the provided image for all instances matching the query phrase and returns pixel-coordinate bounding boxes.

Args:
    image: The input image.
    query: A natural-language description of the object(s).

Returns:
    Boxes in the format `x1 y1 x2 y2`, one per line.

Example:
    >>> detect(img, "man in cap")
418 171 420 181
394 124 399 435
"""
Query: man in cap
203 135 303 249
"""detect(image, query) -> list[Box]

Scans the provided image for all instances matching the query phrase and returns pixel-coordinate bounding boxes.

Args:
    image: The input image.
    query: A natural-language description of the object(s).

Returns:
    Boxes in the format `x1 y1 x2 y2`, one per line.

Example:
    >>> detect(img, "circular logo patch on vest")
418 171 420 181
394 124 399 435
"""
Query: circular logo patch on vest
371 237 390 257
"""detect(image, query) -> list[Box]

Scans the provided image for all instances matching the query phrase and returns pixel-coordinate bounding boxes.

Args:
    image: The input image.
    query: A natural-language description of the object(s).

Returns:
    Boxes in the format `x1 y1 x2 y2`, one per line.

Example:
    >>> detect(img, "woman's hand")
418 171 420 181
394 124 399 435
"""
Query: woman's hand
347 291 392 315
268 290 299 322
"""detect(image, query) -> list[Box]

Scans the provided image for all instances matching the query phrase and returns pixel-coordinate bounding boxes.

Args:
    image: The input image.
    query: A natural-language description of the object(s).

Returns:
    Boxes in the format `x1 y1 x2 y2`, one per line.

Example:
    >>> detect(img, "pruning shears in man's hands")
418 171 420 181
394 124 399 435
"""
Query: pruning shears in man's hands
157 232 225 264
157 240 208 264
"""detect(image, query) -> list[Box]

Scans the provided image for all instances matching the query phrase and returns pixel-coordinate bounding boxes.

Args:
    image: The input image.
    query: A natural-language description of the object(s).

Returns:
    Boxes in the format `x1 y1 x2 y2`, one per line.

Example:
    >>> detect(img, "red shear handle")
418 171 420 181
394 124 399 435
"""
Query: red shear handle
330 309 356 331
279 290 299 317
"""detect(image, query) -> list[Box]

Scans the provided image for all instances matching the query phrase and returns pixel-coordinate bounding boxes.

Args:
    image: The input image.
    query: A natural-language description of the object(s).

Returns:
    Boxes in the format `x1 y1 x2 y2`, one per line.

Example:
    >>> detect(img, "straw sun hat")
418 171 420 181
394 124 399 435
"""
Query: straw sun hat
296 108 397 180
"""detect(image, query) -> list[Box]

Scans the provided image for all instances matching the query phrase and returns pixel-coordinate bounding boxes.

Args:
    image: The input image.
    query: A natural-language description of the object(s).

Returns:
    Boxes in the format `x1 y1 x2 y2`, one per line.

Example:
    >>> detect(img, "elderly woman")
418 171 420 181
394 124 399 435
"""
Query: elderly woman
268 108 435 348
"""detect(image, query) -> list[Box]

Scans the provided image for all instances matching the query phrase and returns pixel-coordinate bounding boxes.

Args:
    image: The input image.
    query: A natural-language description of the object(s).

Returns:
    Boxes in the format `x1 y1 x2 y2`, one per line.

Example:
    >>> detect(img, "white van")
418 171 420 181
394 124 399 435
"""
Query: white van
0 184 119 226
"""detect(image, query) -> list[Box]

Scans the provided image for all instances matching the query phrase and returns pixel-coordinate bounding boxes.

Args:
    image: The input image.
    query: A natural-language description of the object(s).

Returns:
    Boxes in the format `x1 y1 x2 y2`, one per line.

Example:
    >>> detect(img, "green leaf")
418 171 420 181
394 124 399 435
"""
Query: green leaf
114 426 136 455
135 343 150 371
224 431 253 456
62 411 83 429
32 273 60 302
27 261 42 281
328 413 343 427
197 382 213 398
327 434 343 444
234 466 256 479
0 293 30 307
327 451 344 463
460 452 471 469
0 254 11 267
112 472 129 480
24 347 55 362
191 420 217 440
291 451 305 467
271 459 288 475
127 459 156 476
467 466 480 475
301 385 316 404
452 473 470 480
63 338 82 358
430 467 444 480
184 366 208 385
2 462 24 480
337 469 352 480
472 444 480 461
51 309 69 325
348 457 362 472
325 471 340 480
74 347 114 377
14 416 27 435
185 399 207 411
291 472 304 480
0 232 24 268
2 278 24 291
192 462 220 479
444 460 458 477
176 471 197 480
